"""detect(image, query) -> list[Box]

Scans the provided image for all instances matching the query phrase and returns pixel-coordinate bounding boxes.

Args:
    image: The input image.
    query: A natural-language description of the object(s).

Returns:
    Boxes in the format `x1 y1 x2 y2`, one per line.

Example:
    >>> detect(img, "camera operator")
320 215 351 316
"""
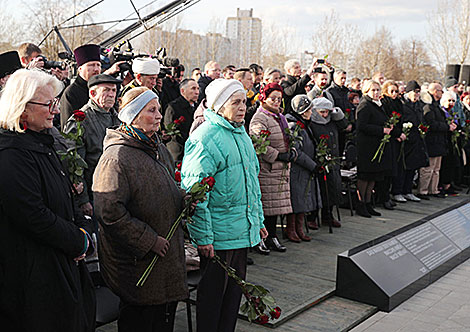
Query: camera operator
160 58 183 117
59 44 123 130
120 57 160 97
18 43 68 82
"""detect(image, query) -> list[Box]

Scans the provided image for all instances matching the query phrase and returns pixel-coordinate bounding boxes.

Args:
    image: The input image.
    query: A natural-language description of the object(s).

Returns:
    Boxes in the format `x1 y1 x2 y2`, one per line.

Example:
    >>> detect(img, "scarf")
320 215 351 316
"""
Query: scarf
259 106 289 147
118 123 160 150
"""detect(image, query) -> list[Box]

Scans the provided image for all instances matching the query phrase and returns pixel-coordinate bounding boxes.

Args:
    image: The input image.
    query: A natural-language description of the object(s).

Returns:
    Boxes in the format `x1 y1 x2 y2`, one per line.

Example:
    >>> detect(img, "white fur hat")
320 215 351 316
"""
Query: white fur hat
132 57 160 75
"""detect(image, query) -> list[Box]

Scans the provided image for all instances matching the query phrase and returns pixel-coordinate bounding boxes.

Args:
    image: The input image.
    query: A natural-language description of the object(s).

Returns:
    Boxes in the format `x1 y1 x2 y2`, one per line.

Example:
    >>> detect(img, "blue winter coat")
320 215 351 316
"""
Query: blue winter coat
181 110 265 250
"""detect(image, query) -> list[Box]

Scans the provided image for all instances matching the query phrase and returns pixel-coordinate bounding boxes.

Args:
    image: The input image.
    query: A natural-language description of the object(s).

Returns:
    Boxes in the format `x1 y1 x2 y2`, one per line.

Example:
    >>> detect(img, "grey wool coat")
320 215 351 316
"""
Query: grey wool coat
92 129 188 305
249 107 293 216
286 113 322 214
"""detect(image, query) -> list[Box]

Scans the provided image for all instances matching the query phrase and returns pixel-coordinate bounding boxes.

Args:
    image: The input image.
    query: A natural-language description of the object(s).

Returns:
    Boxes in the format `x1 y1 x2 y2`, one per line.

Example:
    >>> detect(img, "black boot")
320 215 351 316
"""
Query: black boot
383 200 395 210
265 237 287 252
356 202 371 218
366 203 382 216
254 239 270 255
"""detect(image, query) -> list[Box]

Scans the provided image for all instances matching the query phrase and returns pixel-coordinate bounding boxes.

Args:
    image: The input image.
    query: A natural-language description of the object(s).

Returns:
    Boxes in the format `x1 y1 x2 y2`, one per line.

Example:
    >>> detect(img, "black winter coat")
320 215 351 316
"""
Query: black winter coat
356 96 393 176
310 109 347 206
197 75 213 107
326 82 353 112
402 98 429 170
59 75 89 131
281 74 310 114
160 77 181 117
164 96 195 162
381 96 403 176
423 98 449 157
286 114 322 213
0 129 95 332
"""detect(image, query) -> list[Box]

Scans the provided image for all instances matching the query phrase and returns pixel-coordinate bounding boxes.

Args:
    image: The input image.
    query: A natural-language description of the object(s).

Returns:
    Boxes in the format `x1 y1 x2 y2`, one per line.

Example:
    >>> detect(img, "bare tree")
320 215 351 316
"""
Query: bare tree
353 26 401 80
24 0 101 59
310 10 362 73
426 0 470 69
397 38 439 82
261 21 300 70
0 0 24 52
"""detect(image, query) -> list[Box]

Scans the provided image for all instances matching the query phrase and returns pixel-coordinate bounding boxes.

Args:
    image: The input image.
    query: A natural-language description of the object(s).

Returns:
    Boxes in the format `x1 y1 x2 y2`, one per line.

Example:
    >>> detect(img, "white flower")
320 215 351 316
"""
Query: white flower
403 122 413 129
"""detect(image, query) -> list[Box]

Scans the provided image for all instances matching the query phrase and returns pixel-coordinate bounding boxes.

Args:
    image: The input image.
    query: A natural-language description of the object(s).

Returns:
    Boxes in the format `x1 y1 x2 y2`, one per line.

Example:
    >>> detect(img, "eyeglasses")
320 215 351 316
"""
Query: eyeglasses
28 98 60 113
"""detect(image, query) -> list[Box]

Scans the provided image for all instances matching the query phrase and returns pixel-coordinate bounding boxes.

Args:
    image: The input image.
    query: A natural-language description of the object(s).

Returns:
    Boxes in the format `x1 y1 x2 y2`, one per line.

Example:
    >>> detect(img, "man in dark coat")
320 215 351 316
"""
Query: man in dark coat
418 83 456 198
0 128 96 332
196 60 221 107
60 44 122 130
0 51 22 89
282 59 316 113
64 74 122 218
164 78 199 162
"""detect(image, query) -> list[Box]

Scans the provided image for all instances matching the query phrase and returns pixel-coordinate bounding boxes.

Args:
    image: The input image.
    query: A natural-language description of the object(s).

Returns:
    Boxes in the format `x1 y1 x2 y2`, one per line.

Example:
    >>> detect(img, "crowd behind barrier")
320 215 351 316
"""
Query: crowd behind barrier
1 42 470 332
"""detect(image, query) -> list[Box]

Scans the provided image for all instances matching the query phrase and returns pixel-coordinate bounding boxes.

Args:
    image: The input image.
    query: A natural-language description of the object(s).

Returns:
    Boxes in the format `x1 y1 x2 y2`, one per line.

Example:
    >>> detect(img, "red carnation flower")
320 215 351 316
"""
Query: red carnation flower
73 110 86 122
270 306 282 320
391 111 401 118
174 171 181 182
320 134 330 140
174 116 186 125
201 176 215 189
177 162 182 170
255 314 269 325
260 130 271 137
296 121 305 129
466 120 470 124
419 124 428 132
345 108 351 113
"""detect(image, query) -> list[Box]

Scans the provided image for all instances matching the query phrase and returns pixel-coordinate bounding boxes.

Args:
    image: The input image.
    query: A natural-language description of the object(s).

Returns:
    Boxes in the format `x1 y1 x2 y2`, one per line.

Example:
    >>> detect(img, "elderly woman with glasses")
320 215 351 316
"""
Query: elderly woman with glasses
250 83 295 250
0 69 95 331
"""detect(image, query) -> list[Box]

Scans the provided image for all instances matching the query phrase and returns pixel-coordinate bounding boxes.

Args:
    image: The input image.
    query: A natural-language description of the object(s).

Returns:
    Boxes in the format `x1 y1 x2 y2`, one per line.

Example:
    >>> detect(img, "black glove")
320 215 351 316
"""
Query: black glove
277 149 297 162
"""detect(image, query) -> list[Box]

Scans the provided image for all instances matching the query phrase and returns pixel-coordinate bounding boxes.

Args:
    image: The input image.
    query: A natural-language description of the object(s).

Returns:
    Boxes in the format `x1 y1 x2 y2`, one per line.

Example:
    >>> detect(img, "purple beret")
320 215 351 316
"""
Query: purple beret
74 44 100 67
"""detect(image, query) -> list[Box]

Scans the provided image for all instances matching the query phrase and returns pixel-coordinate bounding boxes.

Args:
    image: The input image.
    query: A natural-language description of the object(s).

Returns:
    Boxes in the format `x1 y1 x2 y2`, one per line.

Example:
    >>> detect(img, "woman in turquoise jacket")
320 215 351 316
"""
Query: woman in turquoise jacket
181 79 267 332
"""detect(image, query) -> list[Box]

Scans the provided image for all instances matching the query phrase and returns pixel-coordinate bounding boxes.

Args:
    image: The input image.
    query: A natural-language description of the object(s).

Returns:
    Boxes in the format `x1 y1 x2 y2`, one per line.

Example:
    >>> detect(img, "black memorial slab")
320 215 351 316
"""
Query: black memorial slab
336 200 470 312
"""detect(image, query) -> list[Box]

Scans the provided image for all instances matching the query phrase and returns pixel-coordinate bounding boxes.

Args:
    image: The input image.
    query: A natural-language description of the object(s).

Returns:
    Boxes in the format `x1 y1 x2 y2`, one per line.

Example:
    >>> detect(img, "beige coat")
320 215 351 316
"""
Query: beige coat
249 108 293 216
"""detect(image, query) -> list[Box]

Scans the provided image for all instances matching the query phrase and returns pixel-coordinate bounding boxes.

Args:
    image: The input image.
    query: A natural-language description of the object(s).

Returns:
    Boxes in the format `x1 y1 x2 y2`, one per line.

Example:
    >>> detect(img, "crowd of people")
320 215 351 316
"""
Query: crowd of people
1 41 469 332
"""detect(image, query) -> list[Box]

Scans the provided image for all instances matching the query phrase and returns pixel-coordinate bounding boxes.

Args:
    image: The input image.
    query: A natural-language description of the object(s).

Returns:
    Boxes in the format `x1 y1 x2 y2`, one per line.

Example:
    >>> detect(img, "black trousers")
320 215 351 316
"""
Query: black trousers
197 248 247 332
375 176 392 203
391 166 416 195
118 301 177 332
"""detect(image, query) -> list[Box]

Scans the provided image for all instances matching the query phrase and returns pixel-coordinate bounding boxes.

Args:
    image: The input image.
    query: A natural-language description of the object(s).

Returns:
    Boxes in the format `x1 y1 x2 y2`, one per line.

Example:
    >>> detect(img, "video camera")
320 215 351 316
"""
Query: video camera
101 41 182 79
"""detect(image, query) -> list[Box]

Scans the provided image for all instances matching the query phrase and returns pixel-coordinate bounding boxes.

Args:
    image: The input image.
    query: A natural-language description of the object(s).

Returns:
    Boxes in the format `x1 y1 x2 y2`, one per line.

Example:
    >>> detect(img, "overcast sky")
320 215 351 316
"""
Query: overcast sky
91 0 439 50
15 0 440 51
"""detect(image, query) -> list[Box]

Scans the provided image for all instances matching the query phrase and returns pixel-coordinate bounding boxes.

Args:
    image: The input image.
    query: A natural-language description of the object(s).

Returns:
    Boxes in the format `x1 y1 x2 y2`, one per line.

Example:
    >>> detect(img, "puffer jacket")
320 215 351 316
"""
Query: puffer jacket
249 107 293 216
182 109 265 250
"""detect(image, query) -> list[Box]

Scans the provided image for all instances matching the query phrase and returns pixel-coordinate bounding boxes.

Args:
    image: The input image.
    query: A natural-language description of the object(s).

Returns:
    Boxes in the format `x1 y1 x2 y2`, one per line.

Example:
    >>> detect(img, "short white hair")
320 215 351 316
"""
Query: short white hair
441 90 457 106
284 59 300 72
0 69 63 133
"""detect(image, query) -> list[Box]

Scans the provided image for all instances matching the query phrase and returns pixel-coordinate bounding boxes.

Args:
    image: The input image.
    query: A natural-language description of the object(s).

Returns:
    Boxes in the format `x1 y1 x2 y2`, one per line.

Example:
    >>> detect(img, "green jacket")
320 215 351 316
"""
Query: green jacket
181 110 265 250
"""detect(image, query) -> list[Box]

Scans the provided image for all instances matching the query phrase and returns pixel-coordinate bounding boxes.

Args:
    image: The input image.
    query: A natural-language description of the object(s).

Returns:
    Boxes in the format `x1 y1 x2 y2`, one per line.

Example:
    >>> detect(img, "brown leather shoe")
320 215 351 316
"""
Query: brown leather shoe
307 220 319 230
322 218 341 228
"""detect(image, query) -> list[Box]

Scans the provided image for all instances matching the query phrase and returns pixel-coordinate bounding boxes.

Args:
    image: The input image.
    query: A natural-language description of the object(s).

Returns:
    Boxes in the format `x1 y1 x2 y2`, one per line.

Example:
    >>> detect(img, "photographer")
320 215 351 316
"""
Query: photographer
160 58 183 116
18 43 67 82
120 57 160 97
